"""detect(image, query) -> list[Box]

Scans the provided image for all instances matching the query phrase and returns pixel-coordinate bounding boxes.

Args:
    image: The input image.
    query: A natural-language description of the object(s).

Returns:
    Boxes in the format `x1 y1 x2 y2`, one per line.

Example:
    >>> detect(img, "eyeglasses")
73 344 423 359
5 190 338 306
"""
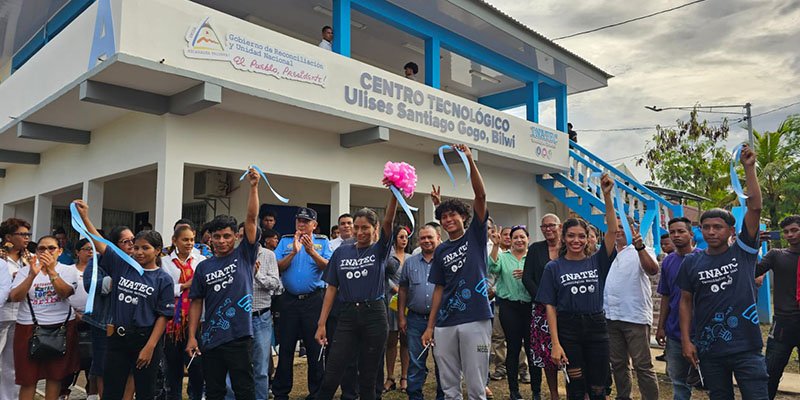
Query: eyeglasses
540 224 559 230
118 238 135 246
36 246 59 252
12 232 33 238
80 247 93 252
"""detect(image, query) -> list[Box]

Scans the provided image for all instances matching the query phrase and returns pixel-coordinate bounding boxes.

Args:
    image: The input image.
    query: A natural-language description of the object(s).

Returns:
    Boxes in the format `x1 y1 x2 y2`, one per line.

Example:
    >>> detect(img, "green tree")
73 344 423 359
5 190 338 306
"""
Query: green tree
754 114 800 229
637 109 732 212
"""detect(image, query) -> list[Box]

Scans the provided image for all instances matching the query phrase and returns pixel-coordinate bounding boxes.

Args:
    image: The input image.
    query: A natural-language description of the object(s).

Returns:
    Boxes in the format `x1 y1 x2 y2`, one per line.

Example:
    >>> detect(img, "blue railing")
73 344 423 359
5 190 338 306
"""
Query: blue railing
10 0 95 73
538 140 683 254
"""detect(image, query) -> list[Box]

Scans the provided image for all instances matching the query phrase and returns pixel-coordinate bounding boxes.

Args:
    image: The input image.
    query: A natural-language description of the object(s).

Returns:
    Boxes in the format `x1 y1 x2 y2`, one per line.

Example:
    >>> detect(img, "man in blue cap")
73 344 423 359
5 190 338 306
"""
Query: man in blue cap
272 207 332 400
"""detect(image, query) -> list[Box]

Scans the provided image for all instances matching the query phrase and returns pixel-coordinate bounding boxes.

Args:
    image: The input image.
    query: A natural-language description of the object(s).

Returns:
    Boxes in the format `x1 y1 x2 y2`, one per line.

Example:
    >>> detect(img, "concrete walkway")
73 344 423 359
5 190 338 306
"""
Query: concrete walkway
651 346 800 395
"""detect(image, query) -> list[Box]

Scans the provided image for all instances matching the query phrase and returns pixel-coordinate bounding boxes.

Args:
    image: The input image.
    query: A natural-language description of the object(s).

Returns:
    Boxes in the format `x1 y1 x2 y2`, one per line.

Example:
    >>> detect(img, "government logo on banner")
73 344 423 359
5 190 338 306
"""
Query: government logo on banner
183 16 327 87
185 17 230 61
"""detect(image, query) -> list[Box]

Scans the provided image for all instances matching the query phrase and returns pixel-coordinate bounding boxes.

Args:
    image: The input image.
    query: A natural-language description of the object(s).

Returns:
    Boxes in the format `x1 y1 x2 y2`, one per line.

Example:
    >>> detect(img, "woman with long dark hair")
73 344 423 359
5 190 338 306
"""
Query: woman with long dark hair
315 186 398 400
535 174 618 400
0 217 32 398
161 225 206 400
9 235 80 400
521 214 562 400
62 239 97 399
383 225 409 393
74 200 175 400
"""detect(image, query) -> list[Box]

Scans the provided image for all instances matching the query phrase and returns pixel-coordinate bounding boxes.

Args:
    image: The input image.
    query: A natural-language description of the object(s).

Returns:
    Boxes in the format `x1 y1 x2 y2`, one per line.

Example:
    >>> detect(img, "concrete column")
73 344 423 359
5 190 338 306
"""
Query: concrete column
82 180 105 228
422 194 436 227
155 158 184 237
527 207 539 241
330 181 351 229
332 0 351 56
425 37 441 88
555 84 568 132
1 204 15 220
526 79 539 123
33 194 53 239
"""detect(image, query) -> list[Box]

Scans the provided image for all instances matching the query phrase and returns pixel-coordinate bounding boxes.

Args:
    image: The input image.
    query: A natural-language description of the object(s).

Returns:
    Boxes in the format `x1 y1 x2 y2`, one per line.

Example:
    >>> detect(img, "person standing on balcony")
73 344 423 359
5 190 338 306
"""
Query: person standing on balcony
319 26 333 51
678 144 768 399
404 62 419 81
273 207 332 400
421 144 493 400
655 217 700 400
522 214 563 400
567 123 578 143
755 215 800 400
603 216 660 400
536 174 618 400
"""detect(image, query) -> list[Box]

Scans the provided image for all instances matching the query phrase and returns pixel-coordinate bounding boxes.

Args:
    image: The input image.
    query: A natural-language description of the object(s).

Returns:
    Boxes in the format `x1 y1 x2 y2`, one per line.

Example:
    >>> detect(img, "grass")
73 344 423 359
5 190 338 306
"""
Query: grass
43 323 800 399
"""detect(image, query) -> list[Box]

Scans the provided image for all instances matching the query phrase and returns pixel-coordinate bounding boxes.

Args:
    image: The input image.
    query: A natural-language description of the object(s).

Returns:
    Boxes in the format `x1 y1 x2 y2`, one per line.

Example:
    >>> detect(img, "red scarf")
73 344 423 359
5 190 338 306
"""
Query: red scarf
167 255 194 340
795 255 800 306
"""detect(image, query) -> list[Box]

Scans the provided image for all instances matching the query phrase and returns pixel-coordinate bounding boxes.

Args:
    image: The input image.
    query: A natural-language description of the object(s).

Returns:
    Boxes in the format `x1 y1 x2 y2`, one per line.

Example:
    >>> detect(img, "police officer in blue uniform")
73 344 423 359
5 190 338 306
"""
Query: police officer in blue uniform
272 207 332 400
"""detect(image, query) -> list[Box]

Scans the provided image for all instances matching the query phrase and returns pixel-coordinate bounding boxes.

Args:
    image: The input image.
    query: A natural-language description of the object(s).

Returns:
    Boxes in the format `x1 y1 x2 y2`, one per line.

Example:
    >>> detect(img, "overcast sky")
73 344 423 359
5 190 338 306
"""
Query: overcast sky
492 0 800 183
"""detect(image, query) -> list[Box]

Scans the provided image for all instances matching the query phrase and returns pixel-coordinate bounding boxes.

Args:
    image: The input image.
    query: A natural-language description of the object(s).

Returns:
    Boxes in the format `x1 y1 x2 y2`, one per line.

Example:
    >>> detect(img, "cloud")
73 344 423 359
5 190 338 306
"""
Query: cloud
489 0 800 182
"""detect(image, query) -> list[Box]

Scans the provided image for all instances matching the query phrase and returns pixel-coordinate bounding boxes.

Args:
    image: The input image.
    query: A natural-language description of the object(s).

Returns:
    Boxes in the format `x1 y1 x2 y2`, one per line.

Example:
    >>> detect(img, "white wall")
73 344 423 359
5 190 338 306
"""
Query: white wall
0 112 165 207
0 0 122 131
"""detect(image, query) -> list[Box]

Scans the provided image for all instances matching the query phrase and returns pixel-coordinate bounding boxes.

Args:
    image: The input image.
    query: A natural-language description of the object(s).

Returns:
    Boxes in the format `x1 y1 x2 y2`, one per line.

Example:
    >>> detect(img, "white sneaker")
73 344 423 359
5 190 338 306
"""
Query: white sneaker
86 395 101 400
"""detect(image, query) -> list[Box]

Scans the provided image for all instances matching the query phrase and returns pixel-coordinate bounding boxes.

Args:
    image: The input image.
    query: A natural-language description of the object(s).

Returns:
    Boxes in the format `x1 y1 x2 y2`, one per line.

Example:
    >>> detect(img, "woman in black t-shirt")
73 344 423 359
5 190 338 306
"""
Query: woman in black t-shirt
534 174 618 400
315 189 398 400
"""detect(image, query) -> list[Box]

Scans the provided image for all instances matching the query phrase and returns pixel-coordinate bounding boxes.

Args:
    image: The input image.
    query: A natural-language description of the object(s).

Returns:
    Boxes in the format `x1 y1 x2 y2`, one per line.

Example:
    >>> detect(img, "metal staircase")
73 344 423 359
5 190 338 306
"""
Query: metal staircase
536 141 683 254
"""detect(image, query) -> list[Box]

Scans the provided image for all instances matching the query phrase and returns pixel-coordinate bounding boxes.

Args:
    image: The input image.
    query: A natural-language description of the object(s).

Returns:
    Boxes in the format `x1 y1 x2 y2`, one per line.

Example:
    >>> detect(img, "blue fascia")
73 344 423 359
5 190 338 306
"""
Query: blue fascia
349 0 564 88
477 81 565 113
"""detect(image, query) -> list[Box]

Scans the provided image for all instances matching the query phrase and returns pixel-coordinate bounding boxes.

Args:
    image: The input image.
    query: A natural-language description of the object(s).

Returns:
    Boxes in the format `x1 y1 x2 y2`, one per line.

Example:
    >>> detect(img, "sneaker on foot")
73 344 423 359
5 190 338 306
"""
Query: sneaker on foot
519 372 531 383
490 370 506 380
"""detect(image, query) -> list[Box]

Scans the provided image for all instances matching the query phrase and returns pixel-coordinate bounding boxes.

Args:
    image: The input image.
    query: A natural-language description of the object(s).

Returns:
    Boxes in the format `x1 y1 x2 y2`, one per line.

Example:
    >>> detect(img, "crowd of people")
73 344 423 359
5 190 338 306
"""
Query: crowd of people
0 143 797 400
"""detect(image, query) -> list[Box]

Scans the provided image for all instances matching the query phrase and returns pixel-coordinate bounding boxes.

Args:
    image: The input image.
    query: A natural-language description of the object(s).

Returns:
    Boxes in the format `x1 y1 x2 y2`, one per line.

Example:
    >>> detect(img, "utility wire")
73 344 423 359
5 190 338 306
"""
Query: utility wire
552 0 708 40
743 100 800 120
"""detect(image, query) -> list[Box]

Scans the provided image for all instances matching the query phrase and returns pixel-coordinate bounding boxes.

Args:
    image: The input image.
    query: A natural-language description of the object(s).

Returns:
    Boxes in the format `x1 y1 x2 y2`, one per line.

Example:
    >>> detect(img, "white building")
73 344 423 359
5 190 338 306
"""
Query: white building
0 0 611 240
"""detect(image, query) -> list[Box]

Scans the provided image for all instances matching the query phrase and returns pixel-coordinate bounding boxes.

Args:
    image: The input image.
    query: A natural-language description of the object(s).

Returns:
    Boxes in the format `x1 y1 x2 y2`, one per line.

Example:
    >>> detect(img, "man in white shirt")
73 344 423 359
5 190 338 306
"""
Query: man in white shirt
328 213 353 251
603 219 660 400
318 26 333 51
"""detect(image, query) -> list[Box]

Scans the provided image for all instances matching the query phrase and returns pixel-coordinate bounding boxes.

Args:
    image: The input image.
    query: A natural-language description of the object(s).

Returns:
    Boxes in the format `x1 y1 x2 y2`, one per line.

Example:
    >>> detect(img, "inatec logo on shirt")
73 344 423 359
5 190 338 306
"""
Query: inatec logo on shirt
442 244 468 272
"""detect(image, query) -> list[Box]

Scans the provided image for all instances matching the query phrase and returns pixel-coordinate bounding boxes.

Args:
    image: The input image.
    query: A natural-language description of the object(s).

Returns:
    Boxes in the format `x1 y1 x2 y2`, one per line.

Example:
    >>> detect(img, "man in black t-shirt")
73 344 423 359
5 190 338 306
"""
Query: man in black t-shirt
756 215 800 400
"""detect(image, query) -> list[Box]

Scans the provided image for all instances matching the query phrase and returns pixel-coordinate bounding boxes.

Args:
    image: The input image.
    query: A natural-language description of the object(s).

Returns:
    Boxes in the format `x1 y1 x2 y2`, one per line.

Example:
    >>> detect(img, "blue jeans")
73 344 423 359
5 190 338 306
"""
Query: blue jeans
253 310 274 400
665 338 691 400
406 312 443 400
700 350 768 400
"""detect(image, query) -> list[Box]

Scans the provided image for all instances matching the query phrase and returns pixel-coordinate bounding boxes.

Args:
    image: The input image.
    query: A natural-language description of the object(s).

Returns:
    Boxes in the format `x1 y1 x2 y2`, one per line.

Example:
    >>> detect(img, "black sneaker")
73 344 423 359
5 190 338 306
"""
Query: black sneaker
655 352 666 362
509 391 523 400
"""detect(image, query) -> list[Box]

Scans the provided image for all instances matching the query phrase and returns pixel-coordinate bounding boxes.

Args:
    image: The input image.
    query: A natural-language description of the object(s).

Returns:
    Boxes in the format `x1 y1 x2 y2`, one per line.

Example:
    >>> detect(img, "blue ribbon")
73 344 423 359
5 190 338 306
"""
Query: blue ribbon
389 185 418 231
239 165 289 204
70 203 144 315
438 145 470 188
613 184 633 246
730 144 748 209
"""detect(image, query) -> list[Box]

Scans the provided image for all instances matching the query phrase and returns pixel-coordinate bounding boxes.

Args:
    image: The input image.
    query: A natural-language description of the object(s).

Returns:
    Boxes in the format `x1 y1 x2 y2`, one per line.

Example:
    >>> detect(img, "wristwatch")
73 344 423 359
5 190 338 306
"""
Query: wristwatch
635 245 646 252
